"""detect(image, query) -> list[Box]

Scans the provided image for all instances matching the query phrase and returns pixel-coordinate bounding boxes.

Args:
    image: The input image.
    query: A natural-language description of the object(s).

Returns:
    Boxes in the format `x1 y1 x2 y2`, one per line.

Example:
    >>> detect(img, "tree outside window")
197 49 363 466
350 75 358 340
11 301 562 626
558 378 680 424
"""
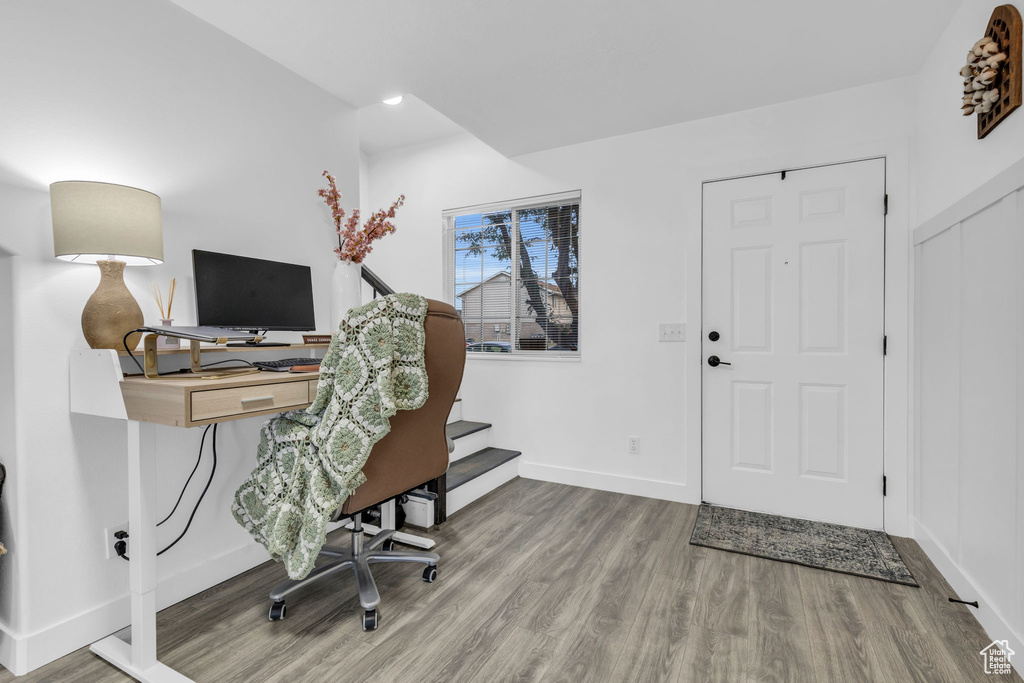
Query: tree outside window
445 193 580 356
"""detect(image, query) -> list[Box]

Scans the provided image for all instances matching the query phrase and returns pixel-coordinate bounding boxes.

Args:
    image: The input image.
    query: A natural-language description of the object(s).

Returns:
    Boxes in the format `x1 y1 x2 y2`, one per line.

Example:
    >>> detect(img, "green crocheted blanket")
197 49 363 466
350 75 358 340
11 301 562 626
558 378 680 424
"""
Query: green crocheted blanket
232 293 429 579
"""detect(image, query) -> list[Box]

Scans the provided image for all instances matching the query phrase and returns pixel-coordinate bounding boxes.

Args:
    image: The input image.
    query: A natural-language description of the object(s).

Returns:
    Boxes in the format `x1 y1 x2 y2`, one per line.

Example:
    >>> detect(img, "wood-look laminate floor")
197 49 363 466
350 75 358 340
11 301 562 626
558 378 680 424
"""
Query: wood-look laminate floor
3 478 1019 682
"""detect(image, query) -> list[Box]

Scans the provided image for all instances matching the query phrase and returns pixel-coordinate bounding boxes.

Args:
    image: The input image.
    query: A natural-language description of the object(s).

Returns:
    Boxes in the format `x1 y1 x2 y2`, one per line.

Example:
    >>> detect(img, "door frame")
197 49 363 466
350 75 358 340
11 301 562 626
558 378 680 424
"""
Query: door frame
682 137 912 536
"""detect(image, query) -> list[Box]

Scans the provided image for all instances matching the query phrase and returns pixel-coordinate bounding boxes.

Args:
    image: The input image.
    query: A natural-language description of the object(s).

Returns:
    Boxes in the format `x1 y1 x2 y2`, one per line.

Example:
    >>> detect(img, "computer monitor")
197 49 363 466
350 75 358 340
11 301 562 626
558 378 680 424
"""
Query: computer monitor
192 249 316 346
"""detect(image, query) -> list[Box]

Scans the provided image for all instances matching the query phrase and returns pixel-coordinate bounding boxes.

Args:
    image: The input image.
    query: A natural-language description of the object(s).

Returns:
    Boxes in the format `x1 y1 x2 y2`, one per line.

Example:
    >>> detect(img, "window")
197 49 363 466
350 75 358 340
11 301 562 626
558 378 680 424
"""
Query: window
443 191 580 357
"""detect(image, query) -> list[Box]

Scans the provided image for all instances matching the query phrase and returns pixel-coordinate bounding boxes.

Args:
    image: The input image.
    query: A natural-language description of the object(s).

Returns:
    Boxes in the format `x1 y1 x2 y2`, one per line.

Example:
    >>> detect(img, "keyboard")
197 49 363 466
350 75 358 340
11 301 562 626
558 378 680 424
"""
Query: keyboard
252 358 322 372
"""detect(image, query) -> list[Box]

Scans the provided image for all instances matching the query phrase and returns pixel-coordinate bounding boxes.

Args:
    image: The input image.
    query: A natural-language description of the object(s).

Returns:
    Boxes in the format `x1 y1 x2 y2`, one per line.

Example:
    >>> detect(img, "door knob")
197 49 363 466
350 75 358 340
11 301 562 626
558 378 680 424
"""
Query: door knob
708 331 720 342
707 355 731 367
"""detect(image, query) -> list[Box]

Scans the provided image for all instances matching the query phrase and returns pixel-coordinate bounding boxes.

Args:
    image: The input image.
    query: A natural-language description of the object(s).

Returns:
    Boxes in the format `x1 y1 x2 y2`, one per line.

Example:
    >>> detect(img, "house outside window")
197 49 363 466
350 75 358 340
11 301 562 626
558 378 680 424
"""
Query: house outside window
443 191 580 358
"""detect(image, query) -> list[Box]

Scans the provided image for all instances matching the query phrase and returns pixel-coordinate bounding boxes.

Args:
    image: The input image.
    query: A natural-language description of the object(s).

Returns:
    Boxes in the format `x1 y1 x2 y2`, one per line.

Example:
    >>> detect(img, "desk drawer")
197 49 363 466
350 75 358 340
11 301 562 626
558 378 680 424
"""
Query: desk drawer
308 379 319 403
191 382 309 422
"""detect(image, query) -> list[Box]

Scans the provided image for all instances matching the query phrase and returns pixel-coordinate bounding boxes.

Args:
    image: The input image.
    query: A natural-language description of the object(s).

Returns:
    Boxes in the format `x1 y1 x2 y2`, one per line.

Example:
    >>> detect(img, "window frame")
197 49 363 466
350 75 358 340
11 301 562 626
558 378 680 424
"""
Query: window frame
443 190 581 360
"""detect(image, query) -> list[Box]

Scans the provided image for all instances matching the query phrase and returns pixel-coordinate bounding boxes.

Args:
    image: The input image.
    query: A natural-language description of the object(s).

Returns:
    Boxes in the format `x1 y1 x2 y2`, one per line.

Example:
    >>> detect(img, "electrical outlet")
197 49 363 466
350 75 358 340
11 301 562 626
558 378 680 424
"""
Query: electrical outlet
628 436 640 454
104 523 128 560
658 323 685 342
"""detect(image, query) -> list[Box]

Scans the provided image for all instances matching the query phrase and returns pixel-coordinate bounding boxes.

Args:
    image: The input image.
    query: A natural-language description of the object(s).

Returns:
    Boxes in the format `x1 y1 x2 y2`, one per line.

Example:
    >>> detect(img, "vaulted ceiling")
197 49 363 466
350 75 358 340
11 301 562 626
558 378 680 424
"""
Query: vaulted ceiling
169 0 962 157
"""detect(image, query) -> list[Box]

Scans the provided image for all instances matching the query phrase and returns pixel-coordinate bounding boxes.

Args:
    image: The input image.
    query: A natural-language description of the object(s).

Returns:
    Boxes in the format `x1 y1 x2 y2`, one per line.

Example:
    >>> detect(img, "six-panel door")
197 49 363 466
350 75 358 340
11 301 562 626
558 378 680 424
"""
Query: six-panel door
701 159 885 529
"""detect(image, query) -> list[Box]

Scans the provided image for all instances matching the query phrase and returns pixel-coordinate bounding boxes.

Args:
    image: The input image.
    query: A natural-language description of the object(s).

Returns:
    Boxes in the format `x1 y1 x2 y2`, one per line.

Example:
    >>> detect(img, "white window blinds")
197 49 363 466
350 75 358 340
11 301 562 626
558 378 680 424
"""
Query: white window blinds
443 191 581 357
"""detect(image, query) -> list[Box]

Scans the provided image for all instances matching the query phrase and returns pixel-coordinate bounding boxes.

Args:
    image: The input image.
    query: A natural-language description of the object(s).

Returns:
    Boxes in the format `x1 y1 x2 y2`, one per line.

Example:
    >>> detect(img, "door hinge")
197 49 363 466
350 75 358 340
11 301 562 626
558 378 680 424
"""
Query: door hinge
883 335 887 355
884 194 889 216
883 475 887 496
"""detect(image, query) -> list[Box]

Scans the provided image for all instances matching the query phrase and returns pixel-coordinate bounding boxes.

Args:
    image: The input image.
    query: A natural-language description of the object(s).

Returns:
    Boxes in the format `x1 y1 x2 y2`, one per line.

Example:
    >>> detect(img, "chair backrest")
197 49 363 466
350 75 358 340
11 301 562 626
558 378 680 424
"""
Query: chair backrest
341 299 466 514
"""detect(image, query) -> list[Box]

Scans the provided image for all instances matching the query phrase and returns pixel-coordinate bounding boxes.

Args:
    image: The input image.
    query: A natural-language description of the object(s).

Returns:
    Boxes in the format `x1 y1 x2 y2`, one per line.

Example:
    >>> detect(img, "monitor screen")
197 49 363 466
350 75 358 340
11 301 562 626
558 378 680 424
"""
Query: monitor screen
192 250 316 331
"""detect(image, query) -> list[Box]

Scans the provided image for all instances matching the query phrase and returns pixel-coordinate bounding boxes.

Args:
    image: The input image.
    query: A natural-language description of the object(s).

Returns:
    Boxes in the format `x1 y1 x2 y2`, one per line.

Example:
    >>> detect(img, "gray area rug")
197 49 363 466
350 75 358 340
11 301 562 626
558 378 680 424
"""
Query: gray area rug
690 503 918 586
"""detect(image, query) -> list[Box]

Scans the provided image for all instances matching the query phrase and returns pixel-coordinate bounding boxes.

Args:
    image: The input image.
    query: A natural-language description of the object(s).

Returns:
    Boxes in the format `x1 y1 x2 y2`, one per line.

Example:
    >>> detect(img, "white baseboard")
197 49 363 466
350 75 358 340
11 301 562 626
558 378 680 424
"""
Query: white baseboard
0 623 28 677
914 518 1023 659
518 461 698 505
0 542 272 677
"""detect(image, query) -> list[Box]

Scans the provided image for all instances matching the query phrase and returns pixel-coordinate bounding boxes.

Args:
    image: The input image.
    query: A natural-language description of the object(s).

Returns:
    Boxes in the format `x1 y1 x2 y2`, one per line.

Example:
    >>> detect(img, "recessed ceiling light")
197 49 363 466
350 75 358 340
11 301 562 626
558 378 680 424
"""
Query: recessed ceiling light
382 96 403 106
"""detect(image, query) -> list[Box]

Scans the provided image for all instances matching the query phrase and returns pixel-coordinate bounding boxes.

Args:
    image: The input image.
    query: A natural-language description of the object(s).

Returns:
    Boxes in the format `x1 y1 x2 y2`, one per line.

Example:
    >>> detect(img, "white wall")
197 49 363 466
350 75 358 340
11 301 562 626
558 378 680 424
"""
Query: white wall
914 171 1024 658
917 0 1024 222
910 0 1024 657
0 0 359 673
364 78 915 522
0 246 20 668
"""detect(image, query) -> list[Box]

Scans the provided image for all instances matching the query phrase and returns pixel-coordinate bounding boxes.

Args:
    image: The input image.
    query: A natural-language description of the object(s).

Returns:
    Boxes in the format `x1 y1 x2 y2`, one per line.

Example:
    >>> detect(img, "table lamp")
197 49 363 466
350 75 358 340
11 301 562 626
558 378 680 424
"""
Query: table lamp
50 181 163 350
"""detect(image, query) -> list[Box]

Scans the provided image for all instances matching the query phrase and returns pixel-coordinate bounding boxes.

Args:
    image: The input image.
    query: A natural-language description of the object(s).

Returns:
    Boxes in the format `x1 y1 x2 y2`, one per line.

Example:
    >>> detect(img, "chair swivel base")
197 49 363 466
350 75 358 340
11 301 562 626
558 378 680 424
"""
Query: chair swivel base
267 513 439 631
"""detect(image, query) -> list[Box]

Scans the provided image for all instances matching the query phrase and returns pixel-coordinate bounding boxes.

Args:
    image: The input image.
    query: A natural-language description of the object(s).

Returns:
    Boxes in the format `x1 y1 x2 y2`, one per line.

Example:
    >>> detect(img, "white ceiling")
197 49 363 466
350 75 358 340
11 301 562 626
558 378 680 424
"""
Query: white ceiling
358 94 464 156
169 0 962 157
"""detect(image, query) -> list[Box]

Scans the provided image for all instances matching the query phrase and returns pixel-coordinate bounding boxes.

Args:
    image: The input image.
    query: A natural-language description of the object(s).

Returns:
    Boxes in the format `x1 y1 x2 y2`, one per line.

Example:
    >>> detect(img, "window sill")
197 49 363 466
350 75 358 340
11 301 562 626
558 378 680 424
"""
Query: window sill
465 353 581 363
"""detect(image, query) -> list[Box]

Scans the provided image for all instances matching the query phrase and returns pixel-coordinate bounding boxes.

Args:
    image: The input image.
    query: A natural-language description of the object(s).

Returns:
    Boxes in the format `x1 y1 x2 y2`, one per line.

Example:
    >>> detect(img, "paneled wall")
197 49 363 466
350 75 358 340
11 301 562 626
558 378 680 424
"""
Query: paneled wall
914 162 1024 655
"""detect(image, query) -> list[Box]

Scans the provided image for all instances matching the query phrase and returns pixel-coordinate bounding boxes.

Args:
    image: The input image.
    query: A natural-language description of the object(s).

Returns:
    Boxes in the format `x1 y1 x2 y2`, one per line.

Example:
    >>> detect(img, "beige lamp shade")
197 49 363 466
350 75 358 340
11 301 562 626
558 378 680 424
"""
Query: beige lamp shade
50 181 163 265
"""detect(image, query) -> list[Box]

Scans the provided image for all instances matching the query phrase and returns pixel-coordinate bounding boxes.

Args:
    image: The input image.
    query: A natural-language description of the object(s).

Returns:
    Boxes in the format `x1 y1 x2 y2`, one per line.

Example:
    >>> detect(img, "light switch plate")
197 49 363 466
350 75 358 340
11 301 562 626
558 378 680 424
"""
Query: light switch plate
658 323 686 342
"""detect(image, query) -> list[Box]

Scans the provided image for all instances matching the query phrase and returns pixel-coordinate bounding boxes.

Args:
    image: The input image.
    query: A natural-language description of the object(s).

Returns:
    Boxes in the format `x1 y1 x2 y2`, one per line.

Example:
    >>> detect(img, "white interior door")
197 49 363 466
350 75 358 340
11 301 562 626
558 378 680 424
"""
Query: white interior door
701 159 885 529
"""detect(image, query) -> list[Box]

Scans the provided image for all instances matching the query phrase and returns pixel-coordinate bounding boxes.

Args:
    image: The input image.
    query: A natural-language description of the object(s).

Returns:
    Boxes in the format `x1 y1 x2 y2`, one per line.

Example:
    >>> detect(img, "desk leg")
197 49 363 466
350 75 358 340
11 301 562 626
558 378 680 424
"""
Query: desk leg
90 420 192 682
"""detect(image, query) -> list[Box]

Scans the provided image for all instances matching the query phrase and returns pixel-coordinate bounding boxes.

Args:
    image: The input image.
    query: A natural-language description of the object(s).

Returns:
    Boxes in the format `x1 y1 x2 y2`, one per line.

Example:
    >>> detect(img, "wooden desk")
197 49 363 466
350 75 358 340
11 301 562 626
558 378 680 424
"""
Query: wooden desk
70 349 321 683
70 348 431 683
120 371 320 427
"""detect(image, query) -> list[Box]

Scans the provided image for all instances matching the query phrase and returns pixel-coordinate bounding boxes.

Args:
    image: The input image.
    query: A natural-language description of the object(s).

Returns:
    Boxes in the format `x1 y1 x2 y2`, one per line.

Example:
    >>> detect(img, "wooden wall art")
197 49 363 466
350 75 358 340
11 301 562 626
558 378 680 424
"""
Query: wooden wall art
962 4 1022 139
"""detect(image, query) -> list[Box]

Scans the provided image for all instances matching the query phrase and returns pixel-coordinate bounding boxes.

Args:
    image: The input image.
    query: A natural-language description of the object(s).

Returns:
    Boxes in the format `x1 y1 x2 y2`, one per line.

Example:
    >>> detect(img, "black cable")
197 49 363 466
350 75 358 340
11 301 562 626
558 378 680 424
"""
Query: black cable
157 424 211 527
158 423 218 556
201 359 256 369
117 423 219 561
123 329 147 375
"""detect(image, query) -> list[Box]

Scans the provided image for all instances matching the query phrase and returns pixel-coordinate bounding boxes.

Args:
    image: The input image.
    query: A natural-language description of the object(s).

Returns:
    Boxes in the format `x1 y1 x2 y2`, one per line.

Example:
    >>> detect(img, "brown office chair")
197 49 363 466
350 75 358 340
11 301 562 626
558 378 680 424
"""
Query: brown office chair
267 299 465 631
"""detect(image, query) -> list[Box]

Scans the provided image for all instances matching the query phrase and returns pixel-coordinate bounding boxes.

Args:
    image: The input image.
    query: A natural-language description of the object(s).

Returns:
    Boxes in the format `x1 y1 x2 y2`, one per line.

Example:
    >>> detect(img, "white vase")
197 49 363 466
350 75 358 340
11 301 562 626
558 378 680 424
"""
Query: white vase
331 259 363 329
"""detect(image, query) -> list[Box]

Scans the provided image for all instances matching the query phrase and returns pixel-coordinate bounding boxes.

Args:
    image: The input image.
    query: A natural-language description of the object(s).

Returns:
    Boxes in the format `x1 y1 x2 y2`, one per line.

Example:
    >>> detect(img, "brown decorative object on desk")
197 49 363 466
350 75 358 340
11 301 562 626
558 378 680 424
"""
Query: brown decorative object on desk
81 259 146 350
302 334 332 344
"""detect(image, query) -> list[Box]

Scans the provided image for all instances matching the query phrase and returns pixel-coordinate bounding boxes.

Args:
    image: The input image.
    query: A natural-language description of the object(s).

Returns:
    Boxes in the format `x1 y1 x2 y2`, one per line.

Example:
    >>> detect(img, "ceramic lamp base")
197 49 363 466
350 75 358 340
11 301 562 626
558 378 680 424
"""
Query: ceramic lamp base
82 259 144 350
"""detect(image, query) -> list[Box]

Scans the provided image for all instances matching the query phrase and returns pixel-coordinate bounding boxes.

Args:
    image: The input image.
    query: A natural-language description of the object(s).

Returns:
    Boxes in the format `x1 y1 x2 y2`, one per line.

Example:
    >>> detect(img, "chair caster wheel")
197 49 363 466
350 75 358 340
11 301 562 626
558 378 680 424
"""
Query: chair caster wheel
362 609 378 631
422 565 438 583
381 539 395 551
269 601 287 621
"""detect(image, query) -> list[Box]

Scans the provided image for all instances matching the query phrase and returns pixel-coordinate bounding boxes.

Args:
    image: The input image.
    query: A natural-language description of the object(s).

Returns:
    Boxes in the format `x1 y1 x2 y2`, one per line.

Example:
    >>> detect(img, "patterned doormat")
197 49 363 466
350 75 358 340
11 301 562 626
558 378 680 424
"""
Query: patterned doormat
690 503 918 586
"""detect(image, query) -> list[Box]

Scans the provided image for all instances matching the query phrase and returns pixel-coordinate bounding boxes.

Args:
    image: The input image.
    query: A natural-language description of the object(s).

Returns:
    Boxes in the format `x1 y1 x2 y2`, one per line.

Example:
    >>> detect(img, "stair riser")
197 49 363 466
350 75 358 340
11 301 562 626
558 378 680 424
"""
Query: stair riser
450 429 490 462
447 460 519 515
447 400 462 424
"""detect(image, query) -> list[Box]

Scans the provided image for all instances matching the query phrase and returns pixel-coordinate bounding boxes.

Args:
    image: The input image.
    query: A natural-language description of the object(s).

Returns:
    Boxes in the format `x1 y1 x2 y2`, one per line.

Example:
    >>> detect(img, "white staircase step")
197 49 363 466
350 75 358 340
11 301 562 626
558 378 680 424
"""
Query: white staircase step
451 431 490 462
445 420 491 463
447 455 520 515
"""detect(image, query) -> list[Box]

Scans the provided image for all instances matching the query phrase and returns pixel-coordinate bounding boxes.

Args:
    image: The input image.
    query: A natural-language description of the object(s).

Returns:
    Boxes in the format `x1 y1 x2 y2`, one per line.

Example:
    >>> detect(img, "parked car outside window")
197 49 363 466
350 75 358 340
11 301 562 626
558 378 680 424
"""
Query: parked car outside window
466 341 511 353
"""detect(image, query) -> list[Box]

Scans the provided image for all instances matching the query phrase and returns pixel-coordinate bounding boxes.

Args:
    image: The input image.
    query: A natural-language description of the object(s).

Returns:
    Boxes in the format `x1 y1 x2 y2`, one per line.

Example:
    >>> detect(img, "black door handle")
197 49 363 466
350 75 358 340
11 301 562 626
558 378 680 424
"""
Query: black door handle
707 355 731 367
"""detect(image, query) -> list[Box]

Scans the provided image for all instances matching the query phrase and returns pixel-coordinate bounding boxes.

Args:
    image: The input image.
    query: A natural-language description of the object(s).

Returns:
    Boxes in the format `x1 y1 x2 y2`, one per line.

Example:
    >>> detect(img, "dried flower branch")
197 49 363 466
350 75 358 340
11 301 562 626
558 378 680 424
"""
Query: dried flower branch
318 170 405 263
